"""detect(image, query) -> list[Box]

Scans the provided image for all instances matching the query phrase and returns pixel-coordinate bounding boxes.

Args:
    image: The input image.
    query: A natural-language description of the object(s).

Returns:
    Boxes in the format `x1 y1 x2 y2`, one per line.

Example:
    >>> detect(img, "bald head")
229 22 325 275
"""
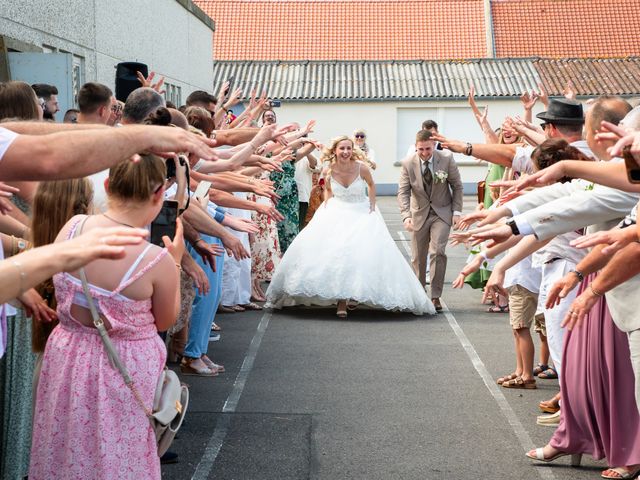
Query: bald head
586 95 632 160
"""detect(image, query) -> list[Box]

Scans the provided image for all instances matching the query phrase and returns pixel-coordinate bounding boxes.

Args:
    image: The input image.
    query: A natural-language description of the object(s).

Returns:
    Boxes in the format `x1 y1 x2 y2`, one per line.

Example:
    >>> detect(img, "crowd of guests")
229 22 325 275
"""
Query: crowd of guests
0 75 378 479
445 83 640 479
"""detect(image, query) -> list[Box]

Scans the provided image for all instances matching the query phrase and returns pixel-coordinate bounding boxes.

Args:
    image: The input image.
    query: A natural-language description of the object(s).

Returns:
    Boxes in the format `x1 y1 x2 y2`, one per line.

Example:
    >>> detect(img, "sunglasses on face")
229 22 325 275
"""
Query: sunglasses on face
355 134 365 139
540 122 549 129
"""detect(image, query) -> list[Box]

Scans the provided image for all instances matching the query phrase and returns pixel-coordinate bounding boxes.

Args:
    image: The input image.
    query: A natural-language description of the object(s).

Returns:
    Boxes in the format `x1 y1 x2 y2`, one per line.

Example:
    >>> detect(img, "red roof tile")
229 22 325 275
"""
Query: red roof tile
492 0 640 58
195 0 488 61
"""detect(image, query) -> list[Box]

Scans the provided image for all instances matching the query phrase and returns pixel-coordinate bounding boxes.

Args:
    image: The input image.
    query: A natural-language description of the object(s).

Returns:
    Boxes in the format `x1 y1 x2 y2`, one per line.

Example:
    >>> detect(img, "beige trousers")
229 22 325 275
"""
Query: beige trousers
411 210 450 298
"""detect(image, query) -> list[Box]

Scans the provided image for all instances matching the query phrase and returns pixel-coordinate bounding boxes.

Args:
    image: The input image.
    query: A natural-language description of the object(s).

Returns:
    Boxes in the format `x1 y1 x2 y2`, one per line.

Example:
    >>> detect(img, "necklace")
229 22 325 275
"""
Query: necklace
102 213 135 228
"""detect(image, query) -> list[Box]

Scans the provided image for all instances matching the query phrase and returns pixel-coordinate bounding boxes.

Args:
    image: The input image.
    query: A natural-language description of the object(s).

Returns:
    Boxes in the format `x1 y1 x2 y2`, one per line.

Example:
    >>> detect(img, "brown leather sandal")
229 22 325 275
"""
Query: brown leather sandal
180 357 218 376
502 376 537 389
496 373 518 385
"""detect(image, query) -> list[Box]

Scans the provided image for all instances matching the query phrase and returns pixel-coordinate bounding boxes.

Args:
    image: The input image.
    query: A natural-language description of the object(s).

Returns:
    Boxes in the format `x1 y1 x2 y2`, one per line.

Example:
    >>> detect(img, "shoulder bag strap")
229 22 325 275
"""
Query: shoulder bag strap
74 216 152 418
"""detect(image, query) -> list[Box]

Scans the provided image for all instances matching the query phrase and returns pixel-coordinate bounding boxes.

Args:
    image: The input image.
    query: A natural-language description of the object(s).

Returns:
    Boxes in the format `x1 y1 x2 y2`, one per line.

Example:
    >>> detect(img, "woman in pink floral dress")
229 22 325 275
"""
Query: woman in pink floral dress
29 155 182 480
248 172 281 301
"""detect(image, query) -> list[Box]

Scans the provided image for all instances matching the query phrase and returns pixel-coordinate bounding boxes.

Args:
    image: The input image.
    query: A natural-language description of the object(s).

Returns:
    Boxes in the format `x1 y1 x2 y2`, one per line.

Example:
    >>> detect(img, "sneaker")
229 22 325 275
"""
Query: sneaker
209 332 221 342
537 410 561 427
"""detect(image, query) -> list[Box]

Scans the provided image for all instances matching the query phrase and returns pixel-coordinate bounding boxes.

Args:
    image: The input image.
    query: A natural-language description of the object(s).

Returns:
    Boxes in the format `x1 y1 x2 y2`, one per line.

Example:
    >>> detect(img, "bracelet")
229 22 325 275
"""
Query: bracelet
479 251 489 262
589 284 603 297
464 142 473 156
11 259 25 296
194 238 204 246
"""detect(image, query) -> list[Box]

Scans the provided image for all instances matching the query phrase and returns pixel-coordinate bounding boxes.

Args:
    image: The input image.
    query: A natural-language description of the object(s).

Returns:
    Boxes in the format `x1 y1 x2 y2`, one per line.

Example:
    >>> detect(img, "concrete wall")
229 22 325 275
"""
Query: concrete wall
273 99 546 195
1 0 214 101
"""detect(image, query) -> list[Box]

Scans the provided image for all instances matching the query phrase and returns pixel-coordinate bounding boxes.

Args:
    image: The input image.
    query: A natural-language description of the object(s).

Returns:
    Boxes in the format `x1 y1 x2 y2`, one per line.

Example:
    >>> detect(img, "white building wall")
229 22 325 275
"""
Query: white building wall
275 99 545 194
1 0 214 103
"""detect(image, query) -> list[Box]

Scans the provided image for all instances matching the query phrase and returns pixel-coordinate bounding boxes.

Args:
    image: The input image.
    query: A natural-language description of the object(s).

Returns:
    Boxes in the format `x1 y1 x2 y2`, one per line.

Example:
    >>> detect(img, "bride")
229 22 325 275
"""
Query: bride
265 135 435 317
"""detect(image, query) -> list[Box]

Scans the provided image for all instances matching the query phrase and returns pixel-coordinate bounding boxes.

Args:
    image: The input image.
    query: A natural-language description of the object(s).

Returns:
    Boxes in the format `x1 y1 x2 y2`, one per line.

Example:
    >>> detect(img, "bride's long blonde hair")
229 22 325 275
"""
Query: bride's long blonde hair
320 135 366 167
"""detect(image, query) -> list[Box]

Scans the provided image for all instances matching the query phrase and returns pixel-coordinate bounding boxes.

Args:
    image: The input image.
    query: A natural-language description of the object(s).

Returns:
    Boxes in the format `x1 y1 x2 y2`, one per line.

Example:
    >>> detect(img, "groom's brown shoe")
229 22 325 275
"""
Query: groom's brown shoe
432 298 443 312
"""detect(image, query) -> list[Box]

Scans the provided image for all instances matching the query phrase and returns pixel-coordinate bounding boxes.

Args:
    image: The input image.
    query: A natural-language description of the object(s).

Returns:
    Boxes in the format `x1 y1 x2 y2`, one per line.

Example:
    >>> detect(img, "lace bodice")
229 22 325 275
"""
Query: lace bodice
330 175 367 203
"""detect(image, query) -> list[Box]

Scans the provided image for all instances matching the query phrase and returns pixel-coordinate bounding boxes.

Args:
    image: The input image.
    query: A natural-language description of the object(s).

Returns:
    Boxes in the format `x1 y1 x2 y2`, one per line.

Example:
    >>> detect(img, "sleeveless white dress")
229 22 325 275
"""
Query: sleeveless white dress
265 166 435 315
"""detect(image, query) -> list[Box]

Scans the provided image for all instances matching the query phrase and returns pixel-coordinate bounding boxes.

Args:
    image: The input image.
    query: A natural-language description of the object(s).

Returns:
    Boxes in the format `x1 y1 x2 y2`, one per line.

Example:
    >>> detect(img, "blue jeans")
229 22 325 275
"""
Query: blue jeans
184 235 224 358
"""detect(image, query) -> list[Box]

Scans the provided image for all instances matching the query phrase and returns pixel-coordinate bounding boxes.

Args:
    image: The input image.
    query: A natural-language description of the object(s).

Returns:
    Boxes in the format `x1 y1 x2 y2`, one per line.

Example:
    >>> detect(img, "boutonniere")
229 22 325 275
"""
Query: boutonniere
584 183 594 191
434 170 448 183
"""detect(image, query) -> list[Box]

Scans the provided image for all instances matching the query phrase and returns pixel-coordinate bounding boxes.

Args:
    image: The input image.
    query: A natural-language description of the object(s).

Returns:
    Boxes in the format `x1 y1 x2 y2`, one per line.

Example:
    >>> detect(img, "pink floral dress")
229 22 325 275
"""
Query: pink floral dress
29 218 167 480
248 172 281 281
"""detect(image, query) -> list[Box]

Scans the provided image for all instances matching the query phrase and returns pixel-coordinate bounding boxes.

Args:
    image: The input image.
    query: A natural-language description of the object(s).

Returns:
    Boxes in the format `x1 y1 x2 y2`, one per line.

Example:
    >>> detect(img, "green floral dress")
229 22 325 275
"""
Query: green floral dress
270 160 299 254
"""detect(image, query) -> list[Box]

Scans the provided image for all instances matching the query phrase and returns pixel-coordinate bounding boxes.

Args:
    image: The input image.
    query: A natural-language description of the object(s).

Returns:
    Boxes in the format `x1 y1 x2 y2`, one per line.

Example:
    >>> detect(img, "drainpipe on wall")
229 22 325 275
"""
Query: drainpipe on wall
484 0 496 57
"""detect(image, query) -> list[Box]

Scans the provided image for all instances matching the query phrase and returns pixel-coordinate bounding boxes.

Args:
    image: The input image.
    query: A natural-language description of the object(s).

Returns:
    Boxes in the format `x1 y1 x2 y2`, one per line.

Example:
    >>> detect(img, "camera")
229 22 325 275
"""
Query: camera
269 99 281 108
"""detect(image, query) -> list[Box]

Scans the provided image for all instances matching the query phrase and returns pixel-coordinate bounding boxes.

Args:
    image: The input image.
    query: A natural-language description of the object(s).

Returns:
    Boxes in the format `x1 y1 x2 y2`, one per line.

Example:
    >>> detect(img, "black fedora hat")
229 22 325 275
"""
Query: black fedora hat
536 98 584 125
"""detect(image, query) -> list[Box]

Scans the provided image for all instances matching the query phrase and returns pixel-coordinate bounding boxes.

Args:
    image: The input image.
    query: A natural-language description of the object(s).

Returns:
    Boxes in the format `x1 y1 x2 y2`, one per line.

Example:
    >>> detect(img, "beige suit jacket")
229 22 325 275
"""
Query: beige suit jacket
397 150 463 230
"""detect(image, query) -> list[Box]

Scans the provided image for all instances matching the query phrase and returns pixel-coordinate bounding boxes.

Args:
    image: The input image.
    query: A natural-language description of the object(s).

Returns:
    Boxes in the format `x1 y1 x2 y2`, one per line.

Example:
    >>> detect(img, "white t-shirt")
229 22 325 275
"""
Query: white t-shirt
294 157 319 203
504 254 542 294
0 127 19 163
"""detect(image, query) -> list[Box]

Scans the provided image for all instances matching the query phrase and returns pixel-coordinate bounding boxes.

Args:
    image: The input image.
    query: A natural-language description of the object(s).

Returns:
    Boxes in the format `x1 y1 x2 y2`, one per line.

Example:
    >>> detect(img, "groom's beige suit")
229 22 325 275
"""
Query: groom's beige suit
398 150 463 297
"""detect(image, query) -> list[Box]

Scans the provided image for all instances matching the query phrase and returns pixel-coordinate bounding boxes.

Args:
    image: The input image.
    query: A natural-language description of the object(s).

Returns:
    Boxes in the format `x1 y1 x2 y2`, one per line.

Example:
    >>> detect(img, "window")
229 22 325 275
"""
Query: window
163 81 182 107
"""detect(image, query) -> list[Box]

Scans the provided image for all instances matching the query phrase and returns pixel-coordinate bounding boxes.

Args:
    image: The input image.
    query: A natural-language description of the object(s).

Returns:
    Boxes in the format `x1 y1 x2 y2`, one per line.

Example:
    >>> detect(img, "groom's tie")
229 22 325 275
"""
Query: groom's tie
422 161 433 197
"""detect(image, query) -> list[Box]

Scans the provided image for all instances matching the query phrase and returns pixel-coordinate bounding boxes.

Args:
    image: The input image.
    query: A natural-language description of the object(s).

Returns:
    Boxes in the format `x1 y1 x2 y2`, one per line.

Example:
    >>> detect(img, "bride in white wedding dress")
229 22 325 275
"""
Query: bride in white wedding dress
265 135 435 317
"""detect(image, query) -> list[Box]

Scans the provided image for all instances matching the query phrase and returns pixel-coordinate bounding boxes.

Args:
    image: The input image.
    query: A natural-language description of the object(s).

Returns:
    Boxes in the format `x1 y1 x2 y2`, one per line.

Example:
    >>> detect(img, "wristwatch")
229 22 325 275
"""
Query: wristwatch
570 270 585 282
506 218 520 236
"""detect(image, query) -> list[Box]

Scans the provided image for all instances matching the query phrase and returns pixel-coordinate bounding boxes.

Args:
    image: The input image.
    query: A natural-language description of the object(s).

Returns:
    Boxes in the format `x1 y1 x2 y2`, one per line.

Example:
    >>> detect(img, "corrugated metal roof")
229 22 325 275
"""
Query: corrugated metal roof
534 58 640 96
213 59 541 102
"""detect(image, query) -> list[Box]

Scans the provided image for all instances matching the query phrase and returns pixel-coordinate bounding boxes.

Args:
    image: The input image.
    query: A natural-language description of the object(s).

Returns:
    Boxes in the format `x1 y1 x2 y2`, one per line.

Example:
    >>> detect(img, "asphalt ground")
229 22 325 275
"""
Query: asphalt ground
162 196 609 480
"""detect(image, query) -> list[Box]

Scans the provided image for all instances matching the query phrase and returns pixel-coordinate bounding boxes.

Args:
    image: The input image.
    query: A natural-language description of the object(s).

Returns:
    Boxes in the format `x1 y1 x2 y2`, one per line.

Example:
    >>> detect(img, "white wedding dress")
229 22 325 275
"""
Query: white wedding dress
265 166 436 315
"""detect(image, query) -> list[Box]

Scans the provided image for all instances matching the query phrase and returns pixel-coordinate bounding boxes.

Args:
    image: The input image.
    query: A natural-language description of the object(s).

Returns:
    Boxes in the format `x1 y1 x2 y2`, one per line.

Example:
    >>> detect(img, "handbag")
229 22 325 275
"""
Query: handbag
75 219 189 457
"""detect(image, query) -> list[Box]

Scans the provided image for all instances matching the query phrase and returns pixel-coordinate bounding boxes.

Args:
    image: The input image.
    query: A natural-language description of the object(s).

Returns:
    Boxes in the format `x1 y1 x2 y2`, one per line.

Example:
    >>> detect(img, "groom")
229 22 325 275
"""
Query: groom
398 129 463 312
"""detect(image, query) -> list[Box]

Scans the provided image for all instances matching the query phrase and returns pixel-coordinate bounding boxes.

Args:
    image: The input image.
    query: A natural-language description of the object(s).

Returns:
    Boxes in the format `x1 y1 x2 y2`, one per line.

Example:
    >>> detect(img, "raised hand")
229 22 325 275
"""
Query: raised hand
225 215 259 234
469 224 513 247
537 82 549 108
0 181 19 214
146 126 218 161
193 238 223 270
545 272 580 309
430 133 466 154
223 234 249 259
136 71 166 94
181 253 210 294
303 120 316 135
456 210 489 231
452 255 485 288
217 81 230 105
520 91 539 110
256 203 285 222
162 217 185 265
561 288 598 330
570 227 638 255
485 267 508 297
224 88 243 109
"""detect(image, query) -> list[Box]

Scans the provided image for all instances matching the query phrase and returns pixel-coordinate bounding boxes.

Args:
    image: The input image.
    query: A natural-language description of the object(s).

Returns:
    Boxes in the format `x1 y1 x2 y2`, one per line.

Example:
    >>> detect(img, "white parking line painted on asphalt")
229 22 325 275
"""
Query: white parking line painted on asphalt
396 231 556 480
191 311 272 480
